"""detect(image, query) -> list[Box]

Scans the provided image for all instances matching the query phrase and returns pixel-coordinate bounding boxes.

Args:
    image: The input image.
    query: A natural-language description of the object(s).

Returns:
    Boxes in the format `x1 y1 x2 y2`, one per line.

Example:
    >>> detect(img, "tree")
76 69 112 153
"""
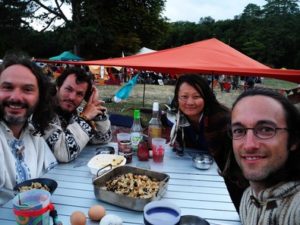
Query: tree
263 0 300 16
0 0 33 55
22 0 168 58
241 3 263 18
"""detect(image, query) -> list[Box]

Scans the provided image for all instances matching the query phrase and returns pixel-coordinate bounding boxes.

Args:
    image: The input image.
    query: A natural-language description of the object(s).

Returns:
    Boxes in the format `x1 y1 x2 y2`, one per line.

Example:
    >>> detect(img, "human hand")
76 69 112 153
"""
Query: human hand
81 87 107 120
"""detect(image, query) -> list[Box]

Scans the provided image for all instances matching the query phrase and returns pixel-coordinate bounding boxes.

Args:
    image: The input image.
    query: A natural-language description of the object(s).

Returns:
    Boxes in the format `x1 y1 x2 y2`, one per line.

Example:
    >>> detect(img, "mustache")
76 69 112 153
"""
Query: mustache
63 99 76 106
3 100 29 109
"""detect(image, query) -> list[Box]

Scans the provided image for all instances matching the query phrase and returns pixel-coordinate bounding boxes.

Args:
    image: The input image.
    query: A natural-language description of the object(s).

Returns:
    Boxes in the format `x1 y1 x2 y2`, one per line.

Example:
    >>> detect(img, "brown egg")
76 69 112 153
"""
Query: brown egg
70 211 86 225
88 205 106 221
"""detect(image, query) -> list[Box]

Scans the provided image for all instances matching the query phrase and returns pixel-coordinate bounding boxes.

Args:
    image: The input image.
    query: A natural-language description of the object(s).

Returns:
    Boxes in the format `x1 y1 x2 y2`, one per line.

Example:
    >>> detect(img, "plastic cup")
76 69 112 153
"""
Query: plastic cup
117 133 132 163
13 189 51 225
152 138 166 163
117 132 131 142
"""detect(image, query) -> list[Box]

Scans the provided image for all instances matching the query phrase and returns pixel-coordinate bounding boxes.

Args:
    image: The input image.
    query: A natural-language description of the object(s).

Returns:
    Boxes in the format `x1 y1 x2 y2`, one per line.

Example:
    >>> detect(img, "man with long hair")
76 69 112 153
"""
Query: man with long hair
0 53 57 203
43 67 112 163
226 88 300 224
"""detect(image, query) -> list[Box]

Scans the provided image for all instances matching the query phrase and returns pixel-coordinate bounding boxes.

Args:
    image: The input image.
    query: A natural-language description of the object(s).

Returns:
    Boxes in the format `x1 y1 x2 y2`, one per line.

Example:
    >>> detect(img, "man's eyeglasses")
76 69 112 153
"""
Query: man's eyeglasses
228 123 288 140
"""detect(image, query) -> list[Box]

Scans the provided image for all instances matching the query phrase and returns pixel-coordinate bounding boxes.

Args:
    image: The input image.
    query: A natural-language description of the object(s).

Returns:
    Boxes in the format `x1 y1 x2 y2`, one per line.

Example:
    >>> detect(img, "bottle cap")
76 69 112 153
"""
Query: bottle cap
134 109 140 119
153 102 159 111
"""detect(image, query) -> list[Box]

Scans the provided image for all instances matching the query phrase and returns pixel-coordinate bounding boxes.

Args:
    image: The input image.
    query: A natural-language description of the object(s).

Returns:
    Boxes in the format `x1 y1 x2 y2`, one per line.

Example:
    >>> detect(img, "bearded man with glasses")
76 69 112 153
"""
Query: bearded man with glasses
223 88 300 225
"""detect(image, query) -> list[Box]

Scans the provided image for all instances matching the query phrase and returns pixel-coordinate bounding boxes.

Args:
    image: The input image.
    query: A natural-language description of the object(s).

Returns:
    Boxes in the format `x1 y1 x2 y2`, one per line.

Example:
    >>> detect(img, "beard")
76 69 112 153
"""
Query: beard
0 100 35 125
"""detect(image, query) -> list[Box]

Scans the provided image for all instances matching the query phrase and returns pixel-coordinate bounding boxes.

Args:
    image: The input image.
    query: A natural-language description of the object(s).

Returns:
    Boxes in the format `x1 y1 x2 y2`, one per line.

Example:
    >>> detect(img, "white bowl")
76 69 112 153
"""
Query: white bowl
87 154 126 175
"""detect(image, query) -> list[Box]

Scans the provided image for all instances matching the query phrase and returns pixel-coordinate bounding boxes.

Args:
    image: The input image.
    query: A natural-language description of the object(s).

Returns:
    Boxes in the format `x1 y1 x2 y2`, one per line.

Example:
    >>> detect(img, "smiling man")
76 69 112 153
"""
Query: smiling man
43 67 112 163
0 53 57 202
227 88 300 225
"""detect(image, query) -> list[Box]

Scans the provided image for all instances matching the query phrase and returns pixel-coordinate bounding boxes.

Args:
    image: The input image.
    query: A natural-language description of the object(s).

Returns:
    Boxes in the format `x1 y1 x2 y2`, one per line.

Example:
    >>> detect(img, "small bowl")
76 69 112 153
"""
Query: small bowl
96 146 115 155
192 154 213 170
13 178 58 195
180 215 210 225
144 200 181 225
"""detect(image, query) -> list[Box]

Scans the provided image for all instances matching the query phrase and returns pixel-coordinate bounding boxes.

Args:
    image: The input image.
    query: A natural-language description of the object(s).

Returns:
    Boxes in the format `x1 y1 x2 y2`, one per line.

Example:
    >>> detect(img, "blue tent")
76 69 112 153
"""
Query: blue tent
49 51 82 61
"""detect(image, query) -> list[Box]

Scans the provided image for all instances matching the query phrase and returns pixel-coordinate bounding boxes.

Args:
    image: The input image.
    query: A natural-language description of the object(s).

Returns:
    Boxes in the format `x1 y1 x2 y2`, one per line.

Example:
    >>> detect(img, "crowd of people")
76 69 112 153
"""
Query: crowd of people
1 52 300 224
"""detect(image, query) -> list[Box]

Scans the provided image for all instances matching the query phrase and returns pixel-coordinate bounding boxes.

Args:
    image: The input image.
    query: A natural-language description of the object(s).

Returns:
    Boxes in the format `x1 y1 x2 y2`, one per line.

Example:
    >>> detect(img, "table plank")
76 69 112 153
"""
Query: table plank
0 144 241 225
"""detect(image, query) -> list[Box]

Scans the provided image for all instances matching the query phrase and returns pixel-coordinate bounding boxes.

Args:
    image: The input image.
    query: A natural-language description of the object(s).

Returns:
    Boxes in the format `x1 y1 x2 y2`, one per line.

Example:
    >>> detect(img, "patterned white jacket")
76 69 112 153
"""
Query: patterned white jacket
43 112 112 163
0 121 57 192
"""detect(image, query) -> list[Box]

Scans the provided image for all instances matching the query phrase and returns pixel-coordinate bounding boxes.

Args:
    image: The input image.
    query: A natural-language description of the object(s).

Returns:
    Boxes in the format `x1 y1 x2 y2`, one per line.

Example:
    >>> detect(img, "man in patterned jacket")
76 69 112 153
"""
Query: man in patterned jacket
226 88 300 225
44 67 112 163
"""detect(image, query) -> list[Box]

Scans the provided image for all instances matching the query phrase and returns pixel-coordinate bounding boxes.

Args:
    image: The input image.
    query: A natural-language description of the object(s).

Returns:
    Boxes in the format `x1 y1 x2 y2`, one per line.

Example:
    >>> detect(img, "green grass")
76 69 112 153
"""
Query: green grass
98 78 298 124
262 78 297 90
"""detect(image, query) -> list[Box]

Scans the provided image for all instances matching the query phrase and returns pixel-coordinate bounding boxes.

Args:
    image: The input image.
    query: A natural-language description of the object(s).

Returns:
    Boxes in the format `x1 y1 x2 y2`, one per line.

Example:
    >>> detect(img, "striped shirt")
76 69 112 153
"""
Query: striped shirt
240 181 300 225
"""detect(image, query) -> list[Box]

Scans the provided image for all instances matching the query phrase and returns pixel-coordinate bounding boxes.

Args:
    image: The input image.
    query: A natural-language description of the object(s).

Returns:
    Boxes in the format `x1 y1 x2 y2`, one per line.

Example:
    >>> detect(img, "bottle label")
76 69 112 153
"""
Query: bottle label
148 126 162 138
131 132 142 150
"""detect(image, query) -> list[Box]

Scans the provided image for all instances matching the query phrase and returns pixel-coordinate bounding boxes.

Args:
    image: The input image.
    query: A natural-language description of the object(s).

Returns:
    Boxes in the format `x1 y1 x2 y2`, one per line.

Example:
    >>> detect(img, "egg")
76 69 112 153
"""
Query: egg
70 211 86 225
88 204 106 221
99 214 123 225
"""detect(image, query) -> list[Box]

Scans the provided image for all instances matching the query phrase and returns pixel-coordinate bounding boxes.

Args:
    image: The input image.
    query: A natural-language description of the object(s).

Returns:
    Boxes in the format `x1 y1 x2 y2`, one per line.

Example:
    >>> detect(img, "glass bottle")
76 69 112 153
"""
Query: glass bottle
148 101 162 149
131 109 143 153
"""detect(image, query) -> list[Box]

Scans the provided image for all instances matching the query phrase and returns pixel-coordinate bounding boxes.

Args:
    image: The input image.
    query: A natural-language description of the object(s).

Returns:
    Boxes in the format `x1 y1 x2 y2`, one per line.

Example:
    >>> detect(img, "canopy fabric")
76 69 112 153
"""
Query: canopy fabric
49 51 82 61
81 38 300 83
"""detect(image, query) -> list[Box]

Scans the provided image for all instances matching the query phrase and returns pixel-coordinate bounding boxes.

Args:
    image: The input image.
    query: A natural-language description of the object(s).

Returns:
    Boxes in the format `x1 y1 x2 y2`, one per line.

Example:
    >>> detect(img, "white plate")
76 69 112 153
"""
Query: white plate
87 154 126 175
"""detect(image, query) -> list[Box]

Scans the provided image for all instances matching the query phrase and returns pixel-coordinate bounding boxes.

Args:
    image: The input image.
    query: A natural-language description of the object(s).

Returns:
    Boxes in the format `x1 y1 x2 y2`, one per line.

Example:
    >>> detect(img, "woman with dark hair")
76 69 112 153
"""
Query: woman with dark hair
169 74 248 212
224 88 300 224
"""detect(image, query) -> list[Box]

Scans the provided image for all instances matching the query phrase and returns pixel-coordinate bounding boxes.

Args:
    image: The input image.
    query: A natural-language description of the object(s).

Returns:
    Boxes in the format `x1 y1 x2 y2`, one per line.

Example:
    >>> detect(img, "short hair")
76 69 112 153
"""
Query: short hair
224 88 300 184
172 74 228 115
55 67 93 101
0 52 55 135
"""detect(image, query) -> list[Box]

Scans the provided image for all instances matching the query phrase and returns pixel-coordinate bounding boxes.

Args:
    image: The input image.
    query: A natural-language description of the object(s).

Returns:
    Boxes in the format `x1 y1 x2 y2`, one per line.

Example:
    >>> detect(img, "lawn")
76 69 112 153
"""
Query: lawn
97 77 298 125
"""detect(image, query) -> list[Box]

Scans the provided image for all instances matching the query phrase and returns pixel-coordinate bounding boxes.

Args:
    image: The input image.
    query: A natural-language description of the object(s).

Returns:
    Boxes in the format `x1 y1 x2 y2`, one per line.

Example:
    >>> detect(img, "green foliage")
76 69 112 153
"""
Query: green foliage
0 0 299 72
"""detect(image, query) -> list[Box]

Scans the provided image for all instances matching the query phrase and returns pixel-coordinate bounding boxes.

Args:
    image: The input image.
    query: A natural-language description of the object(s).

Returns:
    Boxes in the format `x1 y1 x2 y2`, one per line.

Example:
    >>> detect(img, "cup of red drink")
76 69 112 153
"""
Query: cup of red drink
137 141 149 161
152 138 166 163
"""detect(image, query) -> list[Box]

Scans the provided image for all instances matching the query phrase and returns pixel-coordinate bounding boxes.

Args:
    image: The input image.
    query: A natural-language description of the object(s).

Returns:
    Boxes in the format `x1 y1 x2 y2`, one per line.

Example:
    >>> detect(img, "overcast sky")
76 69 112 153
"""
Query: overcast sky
162 0 267 22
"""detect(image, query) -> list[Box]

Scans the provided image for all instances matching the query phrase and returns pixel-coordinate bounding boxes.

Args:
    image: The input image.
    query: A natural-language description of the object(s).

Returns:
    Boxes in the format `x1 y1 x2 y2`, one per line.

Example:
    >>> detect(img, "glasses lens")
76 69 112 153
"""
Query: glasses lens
254 125 276 139
229 125 245 140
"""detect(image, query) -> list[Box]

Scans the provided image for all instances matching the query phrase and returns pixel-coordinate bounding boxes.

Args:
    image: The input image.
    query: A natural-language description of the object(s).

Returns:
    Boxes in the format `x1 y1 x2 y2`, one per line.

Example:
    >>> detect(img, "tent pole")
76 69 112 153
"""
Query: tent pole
143 79 146 107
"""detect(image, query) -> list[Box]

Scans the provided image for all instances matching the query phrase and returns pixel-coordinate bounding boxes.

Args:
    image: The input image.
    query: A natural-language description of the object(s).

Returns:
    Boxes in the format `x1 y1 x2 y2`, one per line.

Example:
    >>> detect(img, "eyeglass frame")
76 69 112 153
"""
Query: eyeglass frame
227 121 288 140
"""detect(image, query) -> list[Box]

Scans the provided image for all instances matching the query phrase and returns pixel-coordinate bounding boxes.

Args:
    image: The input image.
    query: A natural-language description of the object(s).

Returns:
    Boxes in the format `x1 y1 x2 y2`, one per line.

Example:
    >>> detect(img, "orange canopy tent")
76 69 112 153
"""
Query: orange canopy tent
79 38 300 83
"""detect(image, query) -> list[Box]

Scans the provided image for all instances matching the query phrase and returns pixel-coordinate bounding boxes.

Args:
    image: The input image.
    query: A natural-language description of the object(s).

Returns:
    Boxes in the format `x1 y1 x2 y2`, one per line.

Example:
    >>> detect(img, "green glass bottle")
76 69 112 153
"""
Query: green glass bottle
130 109 143 153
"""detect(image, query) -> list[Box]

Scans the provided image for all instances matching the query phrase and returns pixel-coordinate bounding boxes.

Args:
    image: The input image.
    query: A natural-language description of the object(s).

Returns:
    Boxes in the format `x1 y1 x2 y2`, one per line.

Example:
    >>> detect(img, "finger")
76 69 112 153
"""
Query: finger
98 106 107 114
92 86 99 102
88 89 95 104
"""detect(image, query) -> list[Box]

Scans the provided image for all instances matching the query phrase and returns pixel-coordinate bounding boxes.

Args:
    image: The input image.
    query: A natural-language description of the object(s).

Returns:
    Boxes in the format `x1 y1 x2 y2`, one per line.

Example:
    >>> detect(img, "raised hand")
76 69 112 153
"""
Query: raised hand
81 86 107 121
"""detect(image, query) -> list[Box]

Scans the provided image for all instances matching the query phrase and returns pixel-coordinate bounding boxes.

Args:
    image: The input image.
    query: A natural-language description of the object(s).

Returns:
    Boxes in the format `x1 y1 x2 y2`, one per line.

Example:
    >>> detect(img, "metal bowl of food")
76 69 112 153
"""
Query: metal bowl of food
192 153 213 170
93 165 170 211
13 178 58 195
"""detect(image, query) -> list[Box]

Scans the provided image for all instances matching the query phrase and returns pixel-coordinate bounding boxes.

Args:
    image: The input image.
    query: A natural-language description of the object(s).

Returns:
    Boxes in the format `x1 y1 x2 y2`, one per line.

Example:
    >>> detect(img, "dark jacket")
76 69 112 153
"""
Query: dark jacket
174 109 248 212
